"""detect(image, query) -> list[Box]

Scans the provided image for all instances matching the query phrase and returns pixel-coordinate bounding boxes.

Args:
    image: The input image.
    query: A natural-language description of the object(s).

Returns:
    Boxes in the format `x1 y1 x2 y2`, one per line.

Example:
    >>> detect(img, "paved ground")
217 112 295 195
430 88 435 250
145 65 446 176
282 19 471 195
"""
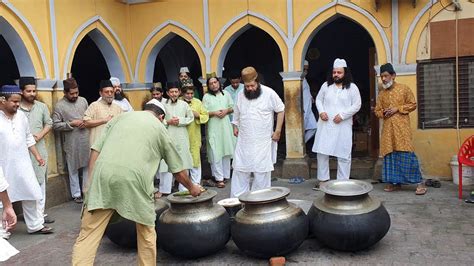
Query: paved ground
4 177 474 265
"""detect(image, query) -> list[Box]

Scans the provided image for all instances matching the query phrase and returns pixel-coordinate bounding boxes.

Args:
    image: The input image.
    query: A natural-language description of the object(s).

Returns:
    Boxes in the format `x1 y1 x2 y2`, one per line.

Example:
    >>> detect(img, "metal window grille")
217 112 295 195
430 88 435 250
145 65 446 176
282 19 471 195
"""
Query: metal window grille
417 56 474 129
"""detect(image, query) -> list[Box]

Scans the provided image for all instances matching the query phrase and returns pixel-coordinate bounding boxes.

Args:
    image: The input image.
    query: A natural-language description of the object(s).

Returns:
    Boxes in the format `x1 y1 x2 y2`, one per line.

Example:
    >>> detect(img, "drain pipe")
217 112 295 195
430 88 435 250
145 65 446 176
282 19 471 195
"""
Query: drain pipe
454 3 461 150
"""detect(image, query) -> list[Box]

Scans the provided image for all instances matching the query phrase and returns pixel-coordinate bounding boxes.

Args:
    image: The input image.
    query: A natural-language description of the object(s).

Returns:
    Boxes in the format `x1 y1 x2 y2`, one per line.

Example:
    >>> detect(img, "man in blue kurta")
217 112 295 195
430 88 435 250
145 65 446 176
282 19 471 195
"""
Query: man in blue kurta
72 100 201 265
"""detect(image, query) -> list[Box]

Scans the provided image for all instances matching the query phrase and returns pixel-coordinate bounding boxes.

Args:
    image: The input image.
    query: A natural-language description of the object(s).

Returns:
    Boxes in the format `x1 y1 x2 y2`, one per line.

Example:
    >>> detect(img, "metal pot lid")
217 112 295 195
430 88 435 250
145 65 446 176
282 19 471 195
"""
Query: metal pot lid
217 198 241 207
238 187 290 203
320 180 373 196
167 189 217 204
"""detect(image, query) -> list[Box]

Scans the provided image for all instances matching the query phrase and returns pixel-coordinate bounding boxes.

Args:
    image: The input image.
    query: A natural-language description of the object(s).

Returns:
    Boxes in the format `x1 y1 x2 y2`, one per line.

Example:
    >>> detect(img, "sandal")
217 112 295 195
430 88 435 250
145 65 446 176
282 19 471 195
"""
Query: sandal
202 179 217 187
30 226 54 235
312 180 328 191
216 181 225 188
384 184 401 192
415 186 427 195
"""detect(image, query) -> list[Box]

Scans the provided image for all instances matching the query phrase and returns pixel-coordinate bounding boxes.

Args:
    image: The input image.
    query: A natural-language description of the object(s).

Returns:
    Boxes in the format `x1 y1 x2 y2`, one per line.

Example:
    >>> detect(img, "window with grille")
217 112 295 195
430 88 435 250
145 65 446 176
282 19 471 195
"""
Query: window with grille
417 56 474 129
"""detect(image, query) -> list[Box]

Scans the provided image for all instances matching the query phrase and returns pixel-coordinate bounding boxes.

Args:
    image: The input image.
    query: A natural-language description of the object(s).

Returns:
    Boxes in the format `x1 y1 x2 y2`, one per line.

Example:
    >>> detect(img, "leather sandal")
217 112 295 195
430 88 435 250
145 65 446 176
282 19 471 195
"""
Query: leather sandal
415 186 427 195
384 184 401 192
30 226 54 235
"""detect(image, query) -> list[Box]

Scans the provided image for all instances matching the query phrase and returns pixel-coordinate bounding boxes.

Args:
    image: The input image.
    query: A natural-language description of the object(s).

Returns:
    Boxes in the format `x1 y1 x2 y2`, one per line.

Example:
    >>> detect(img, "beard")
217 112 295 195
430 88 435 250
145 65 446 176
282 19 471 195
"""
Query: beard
382 80 393 89
115 91 125 101
244 84 262 100
23 95 36 103
333 77 343 84
103 96 114 104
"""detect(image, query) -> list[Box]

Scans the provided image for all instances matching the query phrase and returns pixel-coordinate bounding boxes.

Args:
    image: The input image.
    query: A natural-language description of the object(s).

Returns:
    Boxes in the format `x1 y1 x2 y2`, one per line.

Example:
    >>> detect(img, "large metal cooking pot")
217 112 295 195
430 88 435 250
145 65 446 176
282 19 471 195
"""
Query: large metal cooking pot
232 187 308 258
157 190 230 258
105 198 169 248
308 180 391 251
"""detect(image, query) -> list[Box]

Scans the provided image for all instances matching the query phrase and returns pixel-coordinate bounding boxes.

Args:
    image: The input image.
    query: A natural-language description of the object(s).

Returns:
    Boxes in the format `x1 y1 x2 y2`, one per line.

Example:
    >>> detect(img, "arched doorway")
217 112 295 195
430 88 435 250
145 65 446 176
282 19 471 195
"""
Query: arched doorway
152 35 203 99
305 17 378 158
71 34 111 103
221 26 284 100
0 35 19 86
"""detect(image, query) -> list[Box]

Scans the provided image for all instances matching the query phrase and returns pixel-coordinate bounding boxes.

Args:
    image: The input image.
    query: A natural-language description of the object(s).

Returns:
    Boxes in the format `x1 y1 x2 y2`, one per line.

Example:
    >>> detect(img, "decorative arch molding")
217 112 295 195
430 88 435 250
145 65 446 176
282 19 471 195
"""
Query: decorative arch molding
402 1 445 64
135 20 206 82
1 0 50 78
62 15 133 81
211 13 288 76
293 1 391 68
0 16 35 77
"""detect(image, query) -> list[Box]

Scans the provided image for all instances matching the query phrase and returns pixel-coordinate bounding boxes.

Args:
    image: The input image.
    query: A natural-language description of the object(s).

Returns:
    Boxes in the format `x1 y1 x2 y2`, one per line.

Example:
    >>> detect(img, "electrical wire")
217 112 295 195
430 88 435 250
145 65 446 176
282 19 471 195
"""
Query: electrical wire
440 0 457 12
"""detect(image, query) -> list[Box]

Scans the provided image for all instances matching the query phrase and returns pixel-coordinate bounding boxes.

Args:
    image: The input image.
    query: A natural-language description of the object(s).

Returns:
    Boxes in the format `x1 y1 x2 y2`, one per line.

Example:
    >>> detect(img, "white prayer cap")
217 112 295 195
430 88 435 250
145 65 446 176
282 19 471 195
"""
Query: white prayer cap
179 67 190 74
146 99 166 115
110 77 121 86
304 60 309 66
333 58 347 68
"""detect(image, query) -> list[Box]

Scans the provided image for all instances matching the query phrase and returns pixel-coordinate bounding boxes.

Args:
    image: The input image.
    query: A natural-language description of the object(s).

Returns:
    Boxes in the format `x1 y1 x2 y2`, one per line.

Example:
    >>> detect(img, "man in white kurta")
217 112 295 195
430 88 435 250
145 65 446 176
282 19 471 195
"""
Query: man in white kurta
312 59 361 185
110 77 134 112
0 166 19 261
231 67 285 198
0 85 52 234
302 60 317 143
158 82 194 194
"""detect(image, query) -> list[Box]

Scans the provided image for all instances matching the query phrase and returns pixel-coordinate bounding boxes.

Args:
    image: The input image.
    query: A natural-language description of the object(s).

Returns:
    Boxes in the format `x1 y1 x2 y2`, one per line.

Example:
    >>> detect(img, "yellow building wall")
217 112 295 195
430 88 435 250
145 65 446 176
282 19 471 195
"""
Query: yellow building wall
3 0 473 179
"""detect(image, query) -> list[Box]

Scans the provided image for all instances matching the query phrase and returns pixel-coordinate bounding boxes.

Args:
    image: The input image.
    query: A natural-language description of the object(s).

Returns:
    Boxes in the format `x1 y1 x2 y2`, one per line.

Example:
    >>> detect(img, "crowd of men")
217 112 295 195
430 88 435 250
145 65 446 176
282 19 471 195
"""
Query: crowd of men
0 59 435 263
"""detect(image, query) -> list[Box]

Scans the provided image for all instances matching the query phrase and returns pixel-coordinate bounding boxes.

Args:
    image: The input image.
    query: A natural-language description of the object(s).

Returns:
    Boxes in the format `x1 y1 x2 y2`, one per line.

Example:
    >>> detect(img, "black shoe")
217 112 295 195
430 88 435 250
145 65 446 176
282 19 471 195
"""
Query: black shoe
465 192 474 204
44 216 55 224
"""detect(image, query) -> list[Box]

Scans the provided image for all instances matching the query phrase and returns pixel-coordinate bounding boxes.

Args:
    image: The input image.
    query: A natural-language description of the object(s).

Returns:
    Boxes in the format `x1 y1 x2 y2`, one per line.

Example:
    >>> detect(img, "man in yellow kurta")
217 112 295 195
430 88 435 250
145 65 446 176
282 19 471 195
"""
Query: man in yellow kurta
84 80 123 147
179 79 209 190
374 63 426 195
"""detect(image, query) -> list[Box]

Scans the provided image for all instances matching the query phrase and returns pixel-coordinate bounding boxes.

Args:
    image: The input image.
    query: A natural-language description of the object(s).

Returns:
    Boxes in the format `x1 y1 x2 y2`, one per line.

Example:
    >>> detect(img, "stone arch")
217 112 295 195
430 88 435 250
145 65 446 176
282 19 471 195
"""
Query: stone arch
293 3 391 69
135 21 206 83
402 1 446 64
210 12 288 76
0 8 49 78
63 16 132 81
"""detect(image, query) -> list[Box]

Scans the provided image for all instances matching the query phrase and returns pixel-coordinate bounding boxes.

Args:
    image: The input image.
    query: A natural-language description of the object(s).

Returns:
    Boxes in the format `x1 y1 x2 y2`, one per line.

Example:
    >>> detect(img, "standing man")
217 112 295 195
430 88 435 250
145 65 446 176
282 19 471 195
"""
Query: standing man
230 67 285 198
302 60 317 144
0 85 52 234
224 71 243 122
179 79 209 191
110 77 133 112
53 78 90 203
312 59 361 189
158 81 194 195
84 80 123 147
202 74 236 188
72 100 201 265
375 63 426 195
19 77 54 224
1 166 19 261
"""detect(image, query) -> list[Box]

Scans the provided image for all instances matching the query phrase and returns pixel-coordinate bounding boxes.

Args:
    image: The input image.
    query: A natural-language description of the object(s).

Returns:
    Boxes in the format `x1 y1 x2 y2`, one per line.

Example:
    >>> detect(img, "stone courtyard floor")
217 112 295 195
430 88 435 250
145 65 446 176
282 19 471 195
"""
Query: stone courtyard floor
4 178 474 265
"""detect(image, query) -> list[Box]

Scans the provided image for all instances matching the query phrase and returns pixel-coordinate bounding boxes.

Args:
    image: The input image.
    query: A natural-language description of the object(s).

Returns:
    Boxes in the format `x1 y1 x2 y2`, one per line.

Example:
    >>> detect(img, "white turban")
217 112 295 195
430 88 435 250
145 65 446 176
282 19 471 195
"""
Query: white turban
146 99 166 115
333 58 347 68
110 77 121 86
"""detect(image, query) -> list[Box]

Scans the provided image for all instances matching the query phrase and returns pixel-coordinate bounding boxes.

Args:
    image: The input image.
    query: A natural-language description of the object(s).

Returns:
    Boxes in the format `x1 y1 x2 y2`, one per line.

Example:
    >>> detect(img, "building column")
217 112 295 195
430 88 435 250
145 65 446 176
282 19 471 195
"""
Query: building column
279 72 311 179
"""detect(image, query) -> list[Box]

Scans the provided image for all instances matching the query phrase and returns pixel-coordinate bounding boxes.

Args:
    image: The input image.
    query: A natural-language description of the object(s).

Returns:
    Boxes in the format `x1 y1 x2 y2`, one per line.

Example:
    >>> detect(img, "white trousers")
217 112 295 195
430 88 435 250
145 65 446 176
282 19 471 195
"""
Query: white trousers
38 181 46 216
158 172 173 194
210 156 231 182
304 128 317 143
230 171 271 198
178 166 201 192
67 164 88 198
22 200 44 233
316 153 351 181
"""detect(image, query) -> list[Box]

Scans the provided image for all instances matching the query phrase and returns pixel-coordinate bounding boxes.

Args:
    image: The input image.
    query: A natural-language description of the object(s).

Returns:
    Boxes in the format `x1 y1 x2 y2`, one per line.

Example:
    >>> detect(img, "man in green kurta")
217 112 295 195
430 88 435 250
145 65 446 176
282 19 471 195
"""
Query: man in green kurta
202 74 236 188
159 81 195 193
72 101 201 266
179 79 209 191
19 77 54 224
